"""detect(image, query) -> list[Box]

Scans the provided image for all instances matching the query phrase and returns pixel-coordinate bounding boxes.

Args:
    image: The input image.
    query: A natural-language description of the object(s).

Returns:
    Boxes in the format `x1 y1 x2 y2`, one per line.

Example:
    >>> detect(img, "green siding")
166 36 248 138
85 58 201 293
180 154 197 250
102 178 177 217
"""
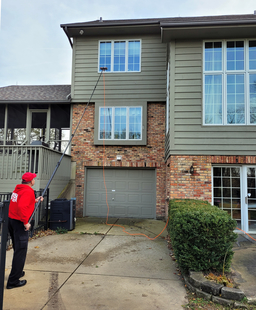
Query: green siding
71 35 167 104
166 39 256 157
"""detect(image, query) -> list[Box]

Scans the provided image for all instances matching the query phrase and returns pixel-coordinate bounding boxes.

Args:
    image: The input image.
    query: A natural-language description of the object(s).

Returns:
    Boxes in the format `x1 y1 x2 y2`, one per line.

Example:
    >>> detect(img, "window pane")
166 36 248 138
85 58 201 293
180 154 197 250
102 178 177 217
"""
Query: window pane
204 75 222 124
249 74 256 124
99 108 112 139
114 108 126 139
128 41 141 72
129 107 142 139
227 74 245 124
114 41 125 72
249 41 256 70
204 42 222 71
99 42 111 71
227 41 244 71
213 166 241 224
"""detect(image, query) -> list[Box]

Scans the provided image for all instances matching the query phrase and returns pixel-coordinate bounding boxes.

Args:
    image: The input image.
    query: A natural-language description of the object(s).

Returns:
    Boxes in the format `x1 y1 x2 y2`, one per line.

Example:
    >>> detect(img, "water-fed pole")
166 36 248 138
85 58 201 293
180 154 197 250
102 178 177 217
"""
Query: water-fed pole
28 67 108 224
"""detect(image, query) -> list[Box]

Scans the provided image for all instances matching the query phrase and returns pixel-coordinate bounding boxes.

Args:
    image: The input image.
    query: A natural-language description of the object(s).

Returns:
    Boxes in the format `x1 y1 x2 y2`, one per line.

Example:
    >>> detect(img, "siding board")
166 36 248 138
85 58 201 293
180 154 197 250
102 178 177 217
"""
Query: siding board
72 35 167 103
166 39 256 157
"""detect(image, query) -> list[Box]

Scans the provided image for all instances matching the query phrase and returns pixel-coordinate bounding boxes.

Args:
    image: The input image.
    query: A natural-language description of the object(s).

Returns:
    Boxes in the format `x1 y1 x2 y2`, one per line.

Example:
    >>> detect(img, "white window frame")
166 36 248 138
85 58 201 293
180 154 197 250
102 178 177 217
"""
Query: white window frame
98 40 141 73
203 39 256 126
98 106 143 141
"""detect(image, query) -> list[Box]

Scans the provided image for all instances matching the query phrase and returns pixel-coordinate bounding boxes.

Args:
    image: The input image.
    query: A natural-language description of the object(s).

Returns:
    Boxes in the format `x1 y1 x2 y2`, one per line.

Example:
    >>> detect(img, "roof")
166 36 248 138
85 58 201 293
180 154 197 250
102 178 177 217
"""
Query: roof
61 14 256 29
61 13 256 44
0 85 71 103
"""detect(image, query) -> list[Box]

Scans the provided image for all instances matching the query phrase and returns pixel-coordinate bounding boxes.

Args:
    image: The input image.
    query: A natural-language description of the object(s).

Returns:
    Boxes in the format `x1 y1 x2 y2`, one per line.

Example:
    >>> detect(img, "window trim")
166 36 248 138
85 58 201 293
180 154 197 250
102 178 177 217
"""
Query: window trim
203 39 256 126
98 39 141 73
94 101 147 146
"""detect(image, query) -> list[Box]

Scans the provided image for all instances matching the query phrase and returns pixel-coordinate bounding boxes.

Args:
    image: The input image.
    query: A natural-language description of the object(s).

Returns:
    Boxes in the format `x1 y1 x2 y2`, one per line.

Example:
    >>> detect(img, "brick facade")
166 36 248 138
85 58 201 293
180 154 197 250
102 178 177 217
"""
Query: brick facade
71 102 166 218
165 155 256 216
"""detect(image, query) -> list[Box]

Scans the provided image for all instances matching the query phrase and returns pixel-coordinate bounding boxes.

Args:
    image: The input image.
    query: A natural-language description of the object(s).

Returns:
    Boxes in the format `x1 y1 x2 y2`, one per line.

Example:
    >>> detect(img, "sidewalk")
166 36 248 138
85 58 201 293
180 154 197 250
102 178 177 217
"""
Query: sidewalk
3 218 187 310
231 233 256 300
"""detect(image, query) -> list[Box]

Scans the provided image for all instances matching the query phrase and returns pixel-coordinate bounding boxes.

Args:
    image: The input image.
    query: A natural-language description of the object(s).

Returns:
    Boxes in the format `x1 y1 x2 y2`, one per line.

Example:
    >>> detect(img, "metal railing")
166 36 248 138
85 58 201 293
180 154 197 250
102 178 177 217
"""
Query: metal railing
0 201 9 310
0 193 11 203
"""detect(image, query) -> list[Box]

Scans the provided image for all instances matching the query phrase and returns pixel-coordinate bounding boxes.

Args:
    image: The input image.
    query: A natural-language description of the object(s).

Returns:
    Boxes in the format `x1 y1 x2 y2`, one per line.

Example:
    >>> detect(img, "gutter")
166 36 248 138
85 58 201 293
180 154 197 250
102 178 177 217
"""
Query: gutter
160 19 256 28
62 26 73 48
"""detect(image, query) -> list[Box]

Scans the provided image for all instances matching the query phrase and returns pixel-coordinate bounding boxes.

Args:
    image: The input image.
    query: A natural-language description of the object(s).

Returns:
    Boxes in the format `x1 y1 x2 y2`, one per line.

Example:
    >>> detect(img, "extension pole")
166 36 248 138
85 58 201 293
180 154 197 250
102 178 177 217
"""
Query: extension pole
28 67 108 224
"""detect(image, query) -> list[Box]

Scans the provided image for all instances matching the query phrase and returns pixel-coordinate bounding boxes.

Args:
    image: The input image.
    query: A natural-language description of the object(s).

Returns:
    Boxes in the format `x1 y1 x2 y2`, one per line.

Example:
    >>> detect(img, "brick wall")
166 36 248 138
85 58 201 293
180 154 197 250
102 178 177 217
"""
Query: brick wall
71 102 166 218
165 155 256 216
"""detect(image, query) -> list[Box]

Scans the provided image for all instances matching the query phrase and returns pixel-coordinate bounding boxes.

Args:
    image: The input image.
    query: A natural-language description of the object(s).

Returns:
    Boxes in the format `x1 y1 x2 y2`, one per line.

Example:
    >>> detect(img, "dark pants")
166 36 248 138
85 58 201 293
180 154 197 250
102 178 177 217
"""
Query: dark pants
7 218 29 285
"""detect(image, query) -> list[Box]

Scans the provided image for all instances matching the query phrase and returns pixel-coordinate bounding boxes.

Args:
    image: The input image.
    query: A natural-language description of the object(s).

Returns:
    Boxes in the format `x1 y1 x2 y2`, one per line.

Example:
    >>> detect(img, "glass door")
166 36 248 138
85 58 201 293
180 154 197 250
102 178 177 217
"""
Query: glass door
245 167 256 233
213 165 256 233
213 166 242 230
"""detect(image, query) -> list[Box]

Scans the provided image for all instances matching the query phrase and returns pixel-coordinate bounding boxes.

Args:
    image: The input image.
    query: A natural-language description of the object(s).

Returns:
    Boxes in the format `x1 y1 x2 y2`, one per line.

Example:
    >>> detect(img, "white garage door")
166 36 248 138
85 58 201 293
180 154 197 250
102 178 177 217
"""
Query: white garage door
85 168 156 218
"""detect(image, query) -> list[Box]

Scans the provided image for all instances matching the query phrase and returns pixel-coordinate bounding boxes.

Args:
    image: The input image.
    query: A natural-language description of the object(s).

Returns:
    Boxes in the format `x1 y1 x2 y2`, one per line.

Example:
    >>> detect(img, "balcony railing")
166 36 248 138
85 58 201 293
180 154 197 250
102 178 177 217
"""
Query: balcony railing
0 145 71 181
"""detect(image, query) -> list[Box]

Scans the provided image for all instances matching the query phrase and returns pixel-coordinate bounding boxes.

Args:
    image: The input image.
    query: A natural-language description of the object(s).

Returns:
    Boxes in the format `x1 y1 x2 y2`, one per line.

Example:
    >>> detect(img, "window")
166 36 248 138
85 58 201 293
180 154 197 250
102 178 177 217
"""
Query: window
99 107 142 140
99 40 141 72
203 40 256 125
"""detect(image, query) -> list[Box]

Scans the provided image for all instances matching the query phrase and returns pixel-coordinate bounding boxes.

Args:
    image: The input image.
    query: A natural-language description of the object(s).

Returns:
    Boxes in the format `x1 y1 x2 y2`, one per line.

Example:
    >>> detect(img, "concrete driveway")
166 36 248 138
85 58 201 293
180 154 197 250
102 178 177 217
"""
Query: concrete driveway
3 218 187 310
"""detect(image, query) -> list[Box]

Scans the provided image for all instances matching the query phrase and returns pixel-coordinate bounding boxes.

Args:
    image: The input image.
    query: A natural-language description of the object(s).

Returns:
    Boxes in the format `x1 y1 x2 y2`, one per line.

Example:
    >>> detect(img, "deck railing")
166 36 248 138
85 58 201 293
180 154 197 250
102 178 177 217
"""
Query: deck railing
0 145 71 181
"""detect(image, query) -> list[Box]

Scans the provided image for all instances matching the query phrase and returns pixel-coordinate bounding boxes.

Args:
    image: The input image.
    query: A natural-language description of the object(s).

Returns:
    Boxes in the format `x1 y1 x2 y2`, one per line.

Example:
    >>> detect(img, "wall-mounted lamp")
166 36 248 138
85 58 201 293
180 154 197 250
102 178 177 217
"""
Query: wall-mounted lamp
79 30 84 35
190 164 194 175
116 155 122 161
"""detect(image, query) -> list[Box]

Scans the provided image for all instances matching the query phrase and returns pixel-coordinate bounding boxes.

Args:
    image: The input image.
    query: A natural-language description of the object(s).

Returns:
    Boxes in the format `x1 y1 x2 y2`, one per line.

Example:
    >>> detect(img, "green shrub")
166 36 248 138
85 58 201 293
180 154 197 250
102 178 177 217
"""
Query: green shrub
168 199 237 273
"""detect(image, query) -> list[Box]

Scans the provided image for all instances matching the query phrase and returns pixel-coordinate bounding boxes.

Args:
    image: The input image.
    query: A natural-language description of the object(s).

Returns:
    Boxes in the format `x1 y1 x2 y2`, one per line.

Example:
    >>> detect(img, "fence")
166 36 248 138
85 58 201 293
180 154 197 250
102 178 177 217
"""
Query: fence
0 201 9 310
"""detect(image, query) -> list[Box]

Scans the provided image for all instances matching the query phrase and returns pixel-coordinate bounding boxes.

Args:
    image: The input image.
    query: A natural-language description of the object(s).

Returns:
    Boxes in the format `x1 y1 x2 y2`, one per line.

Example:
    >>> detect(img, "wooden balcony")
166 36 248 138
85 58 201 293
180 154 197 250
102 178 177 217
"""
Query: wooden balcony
0 145 71 201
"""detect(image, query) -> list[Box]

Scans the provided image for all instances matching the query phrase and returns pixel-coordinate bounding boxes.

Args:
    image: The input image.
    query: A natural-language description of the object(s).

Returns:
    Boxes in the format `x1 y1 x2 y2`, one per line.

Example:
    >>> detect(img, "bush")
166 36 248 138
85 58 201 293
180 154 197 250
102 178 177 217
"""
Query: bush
168 199 237 273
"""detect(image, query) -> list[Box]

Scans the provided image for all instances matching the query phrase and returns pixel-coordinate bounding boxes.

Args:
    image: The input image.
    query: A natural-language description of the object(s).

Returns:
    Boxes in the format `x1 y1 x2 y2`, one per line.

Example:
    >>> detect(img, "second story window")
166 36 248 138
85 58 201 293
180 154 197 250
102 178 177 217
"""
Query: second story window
99 106 142 140
99 40 141 72
203 40 256 125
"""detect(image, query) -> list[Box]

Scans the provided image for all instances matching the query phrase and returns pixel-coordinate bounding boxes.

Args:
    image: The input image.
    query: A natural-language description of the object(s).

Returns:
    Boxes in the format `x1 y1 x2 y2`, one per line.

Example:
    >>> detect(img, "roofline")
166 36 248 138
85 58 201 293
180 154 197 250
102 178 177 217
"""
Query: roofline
160 19 256 28
0 100 71 104
60 19 161 29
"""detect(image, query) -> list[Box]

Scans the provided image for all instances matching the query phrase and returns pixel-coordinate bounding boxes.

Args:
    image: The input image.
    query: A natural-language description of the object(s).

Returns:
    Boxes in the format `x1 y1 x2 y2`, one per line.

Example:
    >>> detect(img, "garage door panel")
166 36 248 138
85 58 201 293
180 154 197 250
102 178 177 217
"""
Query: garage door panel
115 181 126 190
128 170 141 179
101 180 114 190
88 181 101 190
128 194 140 203
127 207 139 216
87 193 101 202
85 169 156 218
142 208 153 216
129 182 140 191
142 182 154 191
115 170 128 179
112 206 126 217
142 194 153 204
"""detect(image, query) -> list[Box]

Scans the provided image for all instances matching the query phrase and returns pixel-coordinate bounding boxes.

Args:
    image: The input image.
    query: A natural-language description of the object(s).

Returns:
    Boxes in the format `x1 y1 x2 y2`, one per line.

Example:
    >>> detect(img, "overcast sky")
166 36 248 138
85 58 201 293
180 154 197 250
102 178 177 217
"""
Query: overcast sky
0 0 255 87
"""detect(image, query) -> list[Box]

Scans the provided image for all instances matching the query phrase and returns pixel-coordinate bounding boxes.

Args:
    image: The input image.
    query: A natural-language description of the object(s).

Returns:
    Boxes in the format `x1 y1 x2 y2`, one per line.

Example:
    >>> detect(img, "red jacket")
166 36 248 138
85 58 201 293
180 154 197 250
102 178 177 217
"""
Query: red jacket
9 184 35 225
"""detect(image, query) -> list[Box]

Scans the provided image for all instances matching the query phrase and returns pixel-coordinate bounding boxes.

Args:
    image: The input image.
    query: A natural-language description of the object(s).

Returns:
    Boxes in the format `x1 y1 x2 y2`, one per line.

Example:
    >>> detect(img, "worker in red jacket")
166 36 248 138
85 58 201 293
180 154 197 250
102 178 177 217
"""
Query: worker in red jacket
6 172 43 289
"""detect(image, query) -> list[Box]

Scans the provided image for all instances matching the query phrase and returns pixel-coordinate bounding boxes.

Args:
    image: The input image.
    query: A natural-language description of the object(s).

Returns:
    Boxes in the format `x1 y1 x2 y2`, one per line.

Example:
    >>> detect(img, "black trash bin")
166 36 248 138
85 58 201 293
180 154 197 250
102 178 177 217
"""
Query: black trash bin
49 198 76 231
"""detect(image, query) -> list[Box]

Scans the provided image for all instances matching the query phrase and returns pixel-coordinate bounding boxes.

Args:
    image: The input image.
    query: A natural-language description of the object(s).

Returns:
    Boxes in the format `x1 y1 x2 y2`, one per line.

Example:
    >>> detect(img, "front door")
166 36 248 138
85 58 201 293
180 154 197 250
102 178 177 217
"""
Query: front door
213 166 256 233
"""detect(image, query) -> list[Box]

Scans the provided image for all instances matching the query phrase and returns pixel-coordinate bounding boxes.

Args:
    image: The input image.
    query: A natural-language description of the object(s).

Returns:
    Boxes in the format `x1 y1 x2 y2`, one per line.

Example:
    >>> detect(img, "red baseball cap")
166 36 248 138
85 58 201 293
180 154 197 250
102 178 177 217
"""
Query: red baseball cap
22 172 37 182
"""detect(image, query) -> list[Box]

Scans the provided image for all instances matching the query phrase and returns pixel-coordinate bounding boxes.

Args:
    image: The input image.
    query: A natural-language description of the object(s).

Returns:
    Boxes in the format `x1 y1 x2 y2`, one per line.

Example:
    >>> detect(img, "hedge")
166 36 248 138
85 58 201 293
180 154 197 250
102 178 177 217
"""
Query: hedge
168 199 237 272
